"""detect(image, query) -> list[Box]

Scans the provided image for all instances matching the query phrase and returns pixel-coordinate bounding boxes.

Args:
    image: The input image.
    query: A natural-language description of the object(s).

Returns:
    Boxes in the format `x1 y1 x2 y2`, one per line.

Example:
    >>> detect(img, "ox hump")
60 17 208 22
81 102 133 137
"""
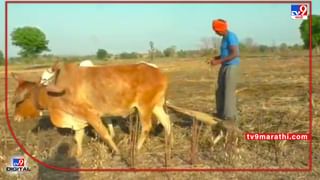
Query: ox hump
137 61 158 68
79 60 94 67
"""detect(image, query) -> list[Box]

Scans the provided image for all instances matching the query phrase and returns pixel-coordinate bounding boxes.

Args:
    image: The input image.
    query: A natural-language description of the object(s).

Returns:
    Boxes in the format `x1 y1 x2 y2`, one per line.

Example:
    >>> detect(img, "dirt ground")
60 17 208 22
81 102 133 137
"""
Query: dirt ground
0 56 319 179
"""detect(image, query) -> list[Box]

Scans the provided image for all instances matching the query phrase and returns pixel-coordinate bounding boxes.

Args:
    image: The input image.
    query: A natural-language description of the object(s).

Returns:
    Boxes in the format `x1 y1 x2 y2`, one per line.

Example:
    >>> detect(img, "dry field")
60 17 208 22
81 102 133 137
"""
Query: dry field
0 56 319 179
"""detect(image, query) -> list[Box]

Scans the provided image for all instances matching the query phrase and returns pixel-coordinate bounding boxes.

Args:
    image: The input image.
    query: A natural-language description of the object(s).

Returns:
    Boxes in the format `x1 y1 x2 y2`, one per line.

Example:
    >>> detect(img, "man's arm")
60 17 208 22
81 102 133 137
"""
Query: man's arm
211 45 239 65
220 45 239 63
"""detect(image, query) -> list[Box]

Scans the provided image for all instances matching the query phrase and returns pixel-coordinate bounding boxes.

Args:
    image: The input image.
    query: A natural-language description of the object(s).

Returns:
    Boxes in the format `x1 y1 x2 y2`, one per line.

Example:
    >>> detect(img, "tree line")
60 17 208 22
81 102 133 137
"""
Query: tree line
1 15 319 64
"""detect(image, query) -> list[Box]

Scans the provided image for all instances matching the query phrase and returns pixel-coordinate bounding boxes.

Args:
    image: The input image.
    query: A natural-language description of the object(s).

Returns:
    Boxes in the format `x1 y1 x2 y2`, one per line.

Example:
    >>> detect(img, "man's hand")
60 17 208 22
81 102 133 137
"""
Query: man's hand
214 56 220 60
210 59 222 66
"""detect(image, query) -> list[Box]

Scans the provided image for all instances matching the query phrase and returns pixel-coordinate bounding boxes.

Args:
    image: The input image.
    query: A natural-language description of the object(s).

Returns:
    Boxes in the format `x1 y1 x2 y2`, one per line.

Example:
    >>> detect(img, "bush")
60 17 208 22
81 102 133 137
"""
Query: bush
119 52 139 59
177 50 187 58
96 49 108 60
163 46 176 57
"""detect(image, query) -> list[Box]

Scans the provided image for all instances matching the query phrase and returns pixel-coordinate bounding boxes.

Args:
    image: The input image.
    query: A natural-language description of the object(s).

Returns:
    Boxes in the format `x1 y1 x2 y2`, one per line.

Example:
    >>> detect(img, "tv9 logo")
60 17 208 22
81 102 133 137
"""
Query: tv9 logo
12 157 25 166
6 156 31 173
291 4 309 19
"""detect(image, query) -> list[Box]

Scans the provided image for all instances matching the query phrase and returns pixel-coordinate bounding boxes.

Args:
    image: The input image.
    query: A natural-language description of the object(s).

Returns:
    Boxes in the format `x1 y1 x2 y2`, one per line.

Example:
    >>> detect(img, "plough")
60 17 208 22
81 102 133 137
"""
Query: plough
166 101 243 133
166 101 243 165
128 101 243 167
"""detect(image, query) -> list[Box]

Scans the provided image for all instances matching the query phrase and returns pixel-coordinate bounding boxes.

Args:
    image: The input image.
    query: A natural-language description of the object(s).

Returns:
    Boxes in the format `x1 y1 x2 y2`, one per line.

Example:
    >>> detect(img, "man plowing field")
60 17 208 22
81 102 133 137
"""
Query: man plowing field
210 19 240 126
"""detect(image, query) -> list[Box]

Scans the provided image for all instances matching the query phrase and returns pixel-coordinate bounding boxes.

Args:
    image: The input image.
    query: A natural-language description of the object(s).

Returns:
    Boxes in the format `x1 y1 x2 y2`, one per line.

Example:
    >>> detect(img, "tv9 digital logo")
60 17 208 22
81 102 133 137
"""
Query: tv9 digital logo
6 156 31 173
291 4 309 19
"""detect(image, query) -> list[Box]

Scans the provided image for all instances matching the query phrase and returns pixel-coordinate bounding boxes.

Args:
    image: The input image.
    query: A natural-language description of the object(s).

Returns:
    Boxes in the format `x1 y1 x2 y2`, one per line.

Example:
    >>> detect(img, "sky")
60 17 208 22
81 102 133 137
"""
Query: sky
0 1 320 57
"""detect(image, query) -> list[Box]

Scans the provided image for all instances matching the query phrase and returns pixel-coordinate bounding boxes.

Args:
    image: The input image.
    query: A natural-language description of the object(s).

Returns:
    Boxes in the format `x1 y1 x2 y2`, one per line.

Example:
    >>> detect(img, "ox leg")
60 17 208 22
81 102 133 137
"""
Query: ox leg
74 128 85 156
137 109 152 150
153 105 173 166
89 117 120 154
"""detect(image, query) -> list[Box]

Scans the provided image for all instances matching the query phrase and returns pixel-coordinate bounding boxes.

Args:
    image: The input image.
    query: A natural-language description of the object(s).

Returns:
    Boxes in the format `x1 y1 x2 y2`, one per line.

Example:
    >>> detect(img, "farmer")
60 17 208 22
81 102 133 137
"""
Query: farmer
210 19 240 124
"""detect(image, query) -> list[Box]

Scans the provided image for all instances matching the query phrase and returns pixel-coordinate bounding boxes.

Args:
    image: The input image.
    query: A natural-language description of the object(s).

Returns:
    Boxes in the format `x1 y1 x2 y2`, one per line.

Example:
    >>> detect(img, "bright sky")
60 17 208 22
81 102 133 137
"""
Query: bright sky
0 1 319 57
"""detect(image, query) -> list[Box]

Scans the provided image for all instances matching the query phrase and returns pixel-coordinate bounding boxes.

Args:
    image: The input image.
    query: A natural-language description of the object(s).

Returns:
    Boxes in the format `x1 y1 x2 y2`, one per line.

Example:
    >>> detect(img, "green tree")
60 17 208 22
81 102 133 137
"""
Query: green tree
258 45 269 53
149 41 155 61
177 49 187 58
11 26 50 57
239 42 247 52
119 52 139 59
154 49 164 58
96 49 108 60
0 50 4 65
163 46 176 57
243 37 258 52
279 43 288 51
300 15 320 51
290 43 303 50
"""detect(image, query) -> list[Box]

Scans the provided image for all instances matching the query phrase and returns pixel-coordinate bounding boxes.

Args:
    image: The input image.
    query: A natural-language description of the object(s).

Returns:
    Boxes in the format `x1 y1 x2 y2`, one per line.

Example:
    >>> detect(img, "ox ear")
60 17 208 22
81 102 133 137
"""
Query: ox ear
51 61 63 72
11 73 24 84
46 84 65 94
12 88 30 104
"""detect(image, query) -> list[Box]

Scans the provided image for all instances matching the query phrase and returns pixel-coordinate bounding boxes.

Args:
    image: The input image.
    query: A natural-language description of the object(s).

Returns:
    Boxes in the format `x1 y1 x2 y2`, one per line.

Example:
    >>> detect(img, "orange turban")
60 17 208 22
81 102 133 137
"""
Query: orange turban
212 19 228 32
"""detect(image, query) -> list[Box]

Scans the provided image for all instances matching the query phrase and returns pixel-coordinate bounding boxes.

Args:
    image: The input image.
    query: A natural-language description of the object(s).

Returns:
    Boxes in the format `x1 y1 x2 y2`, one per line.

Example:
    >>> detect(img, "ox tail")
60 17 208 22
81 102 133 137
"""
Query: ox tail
153 95 171 136
164 93 169 114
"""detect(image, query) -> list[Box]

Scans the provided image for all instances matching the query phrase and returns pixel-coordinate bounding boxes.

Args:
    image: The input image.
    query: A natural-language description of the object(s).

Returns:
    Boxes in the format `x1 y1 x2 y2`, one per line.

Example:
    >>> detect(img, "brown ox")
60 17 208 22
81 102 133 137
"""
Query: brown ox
11 77 117 138
13 62 171 156
12 60 115 138
12 75 49 122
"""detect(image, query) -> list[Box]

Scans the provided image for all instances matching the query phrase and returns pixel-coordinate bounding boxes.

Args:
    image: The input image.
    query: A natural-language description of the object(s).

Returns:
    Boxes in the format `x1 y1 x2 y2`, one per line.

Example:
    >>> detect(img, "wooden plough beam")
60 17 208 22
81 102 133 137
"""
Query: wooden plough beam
166 101 219 125
166 101 242 133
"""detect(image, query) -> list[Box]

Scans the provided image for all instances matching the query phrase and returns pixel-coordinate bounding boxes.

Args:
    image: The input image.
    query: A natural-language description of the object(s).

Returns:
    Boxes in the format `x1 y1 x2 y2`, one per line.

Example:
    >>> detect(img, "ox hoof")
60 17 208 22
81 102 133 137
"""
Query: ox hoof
112 154 122 161
111 149 121 156
72 148 82 157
